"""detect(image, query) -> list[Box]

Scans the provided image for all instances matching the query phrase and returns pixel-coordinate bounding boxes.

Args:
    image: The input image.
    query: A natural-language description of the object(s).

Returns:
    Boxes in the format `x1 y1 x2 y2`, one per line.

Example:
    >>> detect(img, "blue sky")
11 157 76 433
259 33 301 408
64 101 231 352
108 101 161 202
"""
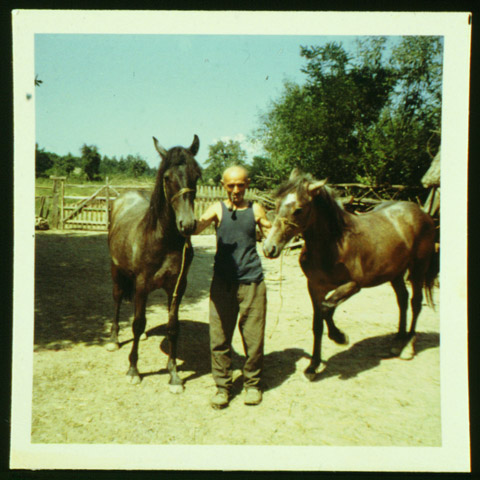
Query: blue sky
35 34 388 168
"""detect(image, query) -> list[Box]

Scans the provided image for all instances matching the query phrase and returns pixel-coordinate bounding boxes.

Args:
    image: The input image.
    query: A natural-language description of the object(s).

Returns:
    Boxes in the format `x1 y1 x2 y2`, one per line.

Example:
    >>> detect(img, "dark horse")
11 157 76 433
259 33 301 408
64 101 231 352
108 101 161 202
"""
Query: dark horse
263 170 438 380
107 135 201 392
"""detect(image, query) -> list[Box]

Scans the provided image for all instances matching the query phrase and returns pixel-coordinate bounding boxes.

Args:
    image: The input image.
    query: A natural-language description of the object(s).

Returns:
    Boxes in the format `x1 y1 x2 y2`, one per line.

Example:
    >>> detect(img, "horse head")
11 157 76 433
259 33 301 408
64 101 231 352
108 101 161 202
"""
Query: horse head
263 169 327 258
152 135 202 236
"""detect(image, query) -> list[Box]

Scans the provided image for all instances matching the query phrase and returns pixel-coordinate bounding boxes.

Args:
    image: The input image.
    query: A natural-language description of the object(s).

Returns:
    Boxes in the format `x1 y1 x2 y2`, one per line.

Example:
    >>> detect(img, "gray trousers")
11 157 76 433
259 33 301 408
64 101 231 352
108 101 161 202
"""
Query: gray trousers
209 275 267 391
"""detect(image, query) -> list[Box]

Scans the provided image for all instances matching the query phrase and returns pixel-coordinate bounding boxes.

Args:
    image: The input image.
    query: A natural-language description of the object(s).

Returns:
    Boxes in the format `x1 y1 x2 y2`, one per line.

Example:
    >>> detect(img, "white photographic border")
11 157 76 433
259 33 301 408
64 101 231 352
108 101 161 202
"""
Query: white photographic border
11 9 471 472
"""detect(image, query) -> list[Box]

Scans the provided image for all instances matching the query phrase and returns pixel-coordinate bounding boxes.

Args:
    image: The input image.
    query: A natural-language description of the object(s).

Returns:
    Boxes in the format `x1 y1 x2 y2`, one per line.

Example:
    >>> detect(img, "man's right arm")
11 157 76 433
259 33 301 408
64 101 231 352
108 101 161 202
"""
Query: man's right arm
194 203 220 235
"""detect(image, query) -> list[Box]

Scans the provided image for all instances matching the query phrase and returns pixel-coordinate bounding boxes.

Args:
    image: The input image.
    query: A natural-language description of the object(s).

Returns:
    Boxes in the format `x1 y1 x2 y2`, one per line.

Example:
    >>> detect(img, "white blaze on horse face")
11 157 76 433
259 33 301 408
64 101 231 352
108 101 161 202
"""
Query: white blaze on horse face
282 192 298 208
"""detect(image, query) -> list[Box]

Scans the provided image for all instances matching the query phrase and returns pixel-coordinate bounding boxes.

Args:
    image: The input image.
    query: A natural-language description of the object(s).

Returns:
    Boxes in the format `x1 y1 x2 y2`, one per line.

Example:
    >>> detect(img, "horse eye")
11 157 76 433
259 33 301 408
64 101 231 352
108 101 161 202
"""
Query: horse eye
293 207 303 215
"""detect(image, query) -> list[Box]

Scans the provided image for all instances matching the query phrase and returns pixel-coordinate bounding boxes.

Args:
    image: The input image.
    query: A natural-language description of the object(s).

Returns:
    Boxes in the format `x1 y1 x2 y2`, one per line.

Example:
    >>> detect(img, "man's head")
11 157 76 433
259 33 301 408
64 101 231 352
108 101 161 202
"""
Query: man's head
221 165 250 207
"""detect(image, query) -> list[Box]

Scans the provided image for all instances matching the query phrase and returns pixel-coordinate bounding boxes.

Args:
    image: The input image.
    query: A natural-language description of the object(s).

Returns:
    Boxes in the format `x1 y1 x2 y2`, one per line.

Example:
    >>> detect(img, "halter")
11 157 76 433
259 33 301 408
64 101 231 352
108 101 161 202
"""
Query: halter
276 216 302 231
163 177 195 204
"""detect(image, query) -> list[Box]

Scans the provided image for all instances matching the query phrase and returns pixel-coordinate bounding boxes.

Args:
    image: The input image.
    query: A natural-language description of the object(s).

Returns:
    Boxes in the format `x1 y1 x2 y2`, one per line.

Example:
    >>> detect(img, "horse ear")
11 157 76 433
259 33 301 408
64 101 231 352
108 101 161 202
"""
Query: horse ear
153 137 168 159
189 134 200 156
289 168 301 180
307 178 328 196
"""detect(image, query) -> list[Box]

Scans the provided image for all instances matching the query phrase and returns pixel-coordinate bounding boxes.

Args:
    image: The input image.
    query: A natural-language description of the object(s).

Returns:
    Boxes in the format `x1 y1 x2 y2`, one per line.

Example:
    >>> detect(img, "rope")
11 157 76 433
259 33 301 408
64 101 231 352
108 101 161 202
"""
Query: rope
268 249 284 339
172 239 189 301
163 177 195 204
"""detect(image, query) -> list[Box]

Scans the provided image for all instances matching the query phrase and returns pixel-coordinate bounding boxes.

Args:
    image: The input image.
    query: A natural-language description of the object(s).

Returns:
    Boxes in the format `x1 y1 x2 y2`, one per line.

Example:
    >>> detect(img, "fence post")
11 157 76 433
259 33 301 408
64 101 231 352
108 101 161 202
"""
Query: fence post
105 177 110 230
49 176 66 230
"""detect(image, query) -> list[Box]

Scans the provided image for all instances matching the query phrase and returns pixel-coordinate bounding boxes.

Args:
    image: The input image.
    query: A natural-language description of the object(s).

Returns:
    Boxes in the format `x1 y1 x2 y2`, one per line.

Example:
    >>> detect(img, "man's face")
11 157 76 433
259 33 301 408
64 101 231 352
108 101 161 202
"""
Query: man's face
222 167 249 207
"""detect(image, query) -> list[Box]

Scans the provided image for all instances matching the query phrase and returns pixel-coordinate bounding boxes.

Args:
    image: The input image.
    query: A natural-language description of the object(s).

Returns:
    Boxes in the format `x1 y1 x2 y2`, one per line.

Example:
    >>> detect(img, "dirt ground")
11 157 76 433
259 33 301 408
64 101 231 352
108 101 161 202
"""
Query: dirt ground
32 231 440 446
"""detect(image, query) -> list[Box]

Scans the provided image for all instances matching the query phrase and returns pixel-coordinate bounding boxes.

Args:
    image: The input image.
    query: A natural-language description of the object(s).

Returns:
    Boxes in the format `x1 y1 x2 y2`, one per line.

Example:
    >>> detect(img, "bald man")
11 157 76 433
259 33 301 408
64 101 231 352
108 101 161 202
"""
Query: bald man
195 166 271 409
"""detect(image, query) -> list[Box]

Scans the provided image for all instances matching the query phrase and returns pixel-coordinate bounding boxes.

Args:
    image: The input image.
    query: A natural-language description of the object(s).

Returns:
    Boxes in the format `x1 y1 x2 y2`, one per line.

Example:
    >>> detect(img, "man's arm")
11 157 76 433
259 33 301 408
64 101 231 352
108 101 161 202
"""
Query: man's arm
253 202 272 238
194 202 221 235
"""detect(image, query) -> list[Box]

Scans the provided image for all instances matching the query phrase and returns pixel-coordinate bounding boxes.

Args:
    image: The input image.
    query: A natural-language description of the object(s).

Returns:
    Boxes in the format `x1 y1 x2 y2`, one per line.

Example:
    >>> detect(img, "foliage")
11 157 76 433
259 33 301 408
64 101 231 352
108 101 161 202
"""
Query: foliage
254 36 443 187
202 140 248 184
81 144 102 181
35 144 157 181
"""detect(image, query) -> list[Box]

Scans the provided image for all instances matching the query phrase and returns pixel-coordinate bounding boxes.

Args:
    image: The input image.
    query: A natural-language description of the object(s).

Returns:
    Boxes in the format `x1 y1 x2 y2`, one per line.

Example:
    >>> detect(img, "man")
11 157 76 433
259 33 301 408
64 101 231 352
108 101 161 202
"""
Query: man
195 166 271 409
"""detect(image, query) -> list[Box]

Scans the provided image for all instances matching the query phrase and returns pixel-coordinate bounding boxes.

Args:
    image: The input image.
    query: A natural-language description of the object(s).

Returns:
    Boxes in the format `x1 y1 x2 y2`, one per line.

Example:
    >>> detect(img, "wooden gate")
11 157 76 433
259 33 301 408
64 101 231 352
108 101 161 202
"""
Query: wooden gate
51 177 119 231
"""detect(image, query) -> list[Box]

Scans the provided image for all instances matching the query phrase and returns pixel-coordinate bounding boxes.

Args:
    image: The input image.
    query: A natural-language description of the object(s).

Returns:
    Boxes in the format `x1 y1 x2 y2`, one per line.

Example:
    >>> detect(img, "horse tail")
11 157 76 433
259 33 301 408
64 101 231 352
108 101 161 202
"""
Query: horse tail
424 245 439 309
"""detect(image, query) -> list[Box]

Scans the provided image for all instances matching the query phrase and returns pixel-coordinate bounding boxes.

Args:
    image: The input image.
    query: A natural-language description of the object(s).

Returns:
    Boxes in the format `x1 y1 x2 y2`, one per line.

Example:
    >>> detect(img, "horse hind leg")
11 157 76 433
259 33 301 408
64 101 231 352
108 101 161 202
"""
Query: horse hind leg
126 287 148 385
106 269 128 351
390 275 409 357
398 276 424 360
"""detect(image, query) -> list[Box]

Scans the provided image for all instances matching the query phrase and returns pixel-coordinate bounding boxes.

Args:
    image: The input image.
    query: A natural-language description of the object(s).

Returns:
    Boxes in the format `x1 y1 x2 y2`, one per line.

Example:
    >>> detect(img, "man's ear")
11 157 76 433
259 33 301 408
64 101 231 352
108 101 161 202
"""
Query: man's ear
307 178 328 196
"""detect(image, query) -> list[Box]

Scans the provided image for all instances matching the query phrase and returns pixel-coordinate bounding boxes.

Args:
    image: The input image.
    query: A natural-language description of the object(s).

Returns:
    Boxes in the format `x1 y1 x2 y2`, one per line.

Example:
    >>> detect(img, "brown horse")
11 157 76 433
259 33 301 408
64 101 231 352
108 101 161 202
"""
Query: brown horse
107 135 201 392
263 170 438 380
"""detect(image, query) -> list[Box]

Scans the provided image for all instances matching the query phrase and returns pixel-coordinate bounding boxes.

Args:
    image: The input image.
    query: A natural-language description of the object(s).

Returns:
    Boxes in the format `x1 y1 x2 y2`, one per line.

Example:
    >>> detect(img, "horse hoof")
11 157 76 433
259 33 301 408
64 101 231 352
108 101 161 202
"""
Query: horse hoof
304 362 325 381
127 374 141 385
399 351 415 361
140 333 147 341
169 384 184 394
329 331 349 345
304 370 316 382
105 342 119 352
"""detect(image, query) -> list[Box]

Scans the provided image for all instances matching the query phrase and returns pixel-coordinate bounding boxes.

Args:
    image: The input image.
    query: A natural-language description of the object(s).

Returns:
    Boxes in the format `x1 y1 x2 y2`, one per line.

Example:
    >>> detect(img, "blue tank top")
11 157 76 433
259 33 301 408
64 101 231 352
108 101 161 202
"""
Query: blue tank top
214 201 264 283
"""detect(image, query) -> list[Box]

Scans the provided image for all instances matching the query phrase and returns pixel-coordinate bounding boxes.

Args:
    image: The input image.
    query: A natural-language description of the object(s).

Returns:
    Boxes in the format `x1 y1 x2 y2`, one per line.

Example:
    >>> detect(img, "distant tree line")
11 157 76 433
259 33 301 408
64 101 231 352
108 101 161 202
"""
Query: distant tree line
36 144 157 180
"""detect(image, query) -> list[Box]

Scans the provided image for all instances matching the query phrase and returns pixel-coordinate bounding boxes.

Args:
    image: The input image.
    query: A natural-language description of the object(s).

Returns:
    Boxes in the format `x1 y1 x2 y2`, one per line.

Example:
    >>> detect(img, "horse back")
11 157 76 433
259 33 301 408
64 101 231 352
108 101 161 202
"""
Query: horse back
340 201 435 286
108 191 151 274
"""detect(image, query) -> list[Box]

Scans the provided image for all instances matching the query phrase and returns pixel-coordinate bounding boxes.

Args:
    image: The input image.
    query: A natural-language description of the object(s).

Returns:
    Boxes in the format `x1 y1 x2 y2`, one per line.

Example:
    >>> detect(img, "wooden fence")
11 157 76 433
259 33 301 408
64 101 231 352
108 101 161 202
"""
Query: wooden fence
35 177 259 234
35 177 437 233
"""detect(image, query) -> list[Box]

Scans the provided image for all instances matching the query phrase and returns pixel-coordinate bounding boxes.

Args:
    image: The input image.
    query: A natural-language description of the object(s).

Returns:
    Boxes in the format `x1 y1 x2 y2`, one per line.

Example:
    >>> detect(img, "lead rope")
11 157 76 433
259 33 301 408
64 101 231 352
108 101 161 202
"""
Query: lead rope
171 239 189 310
268 248 284 340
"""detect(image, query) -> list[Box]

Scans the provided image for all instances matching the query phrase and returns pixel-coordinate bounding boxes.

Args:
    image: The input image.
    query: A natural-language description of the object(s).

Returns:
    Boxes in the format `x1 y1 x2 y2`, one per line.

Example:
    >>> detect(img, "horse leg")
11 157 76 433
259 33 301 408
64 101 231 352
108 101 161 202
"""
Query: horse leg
304 282 330 381
165 287 185 394
127 286 147 385
390 275 409 356
322 281 359 344
324 308 349 345
106 282 123 351
399 276 424 360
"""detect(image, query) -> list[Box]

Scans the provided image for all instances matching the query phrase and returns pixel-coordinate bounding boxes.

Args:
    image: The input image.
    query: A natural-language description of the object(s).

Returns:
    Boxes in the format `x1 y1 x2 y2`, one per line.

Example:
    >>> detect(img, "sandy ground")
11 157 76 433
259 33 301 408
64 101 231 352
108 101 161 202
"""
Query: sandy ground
32 232 440 446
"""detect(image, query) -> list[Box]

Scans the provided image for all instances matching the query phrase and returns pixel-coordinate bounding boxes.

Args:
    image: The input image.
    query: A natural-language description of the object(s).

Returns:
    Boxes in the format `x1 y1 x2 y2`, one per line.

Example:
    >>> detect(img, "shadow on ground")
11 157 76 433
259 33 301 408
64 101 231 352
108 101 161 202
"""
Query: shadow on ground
123 319 309 393
313 331 440 382
34 232 213 350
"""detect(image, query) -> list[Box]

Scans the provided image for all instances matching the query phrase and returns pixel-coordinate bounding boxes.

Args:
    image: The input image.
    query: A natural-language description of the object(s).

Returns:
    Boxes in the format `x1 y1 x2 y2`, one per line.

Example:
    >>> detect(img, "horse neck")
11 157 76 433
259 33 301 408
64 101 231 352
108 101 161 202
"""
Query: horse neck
303 201 347 266
147 176 183 244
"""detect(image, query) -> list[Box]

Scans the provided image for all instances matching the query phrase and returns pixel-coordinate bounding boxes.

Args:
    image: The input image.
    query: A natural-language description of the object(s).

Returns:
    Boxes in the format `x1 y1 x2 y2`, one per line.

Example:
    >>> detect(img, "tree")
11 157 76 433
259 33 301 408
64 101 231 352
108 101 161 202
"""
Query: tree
202 140 247 184
254 36 443 187
131 157 149 178
35 144 54 178
81 144 102 181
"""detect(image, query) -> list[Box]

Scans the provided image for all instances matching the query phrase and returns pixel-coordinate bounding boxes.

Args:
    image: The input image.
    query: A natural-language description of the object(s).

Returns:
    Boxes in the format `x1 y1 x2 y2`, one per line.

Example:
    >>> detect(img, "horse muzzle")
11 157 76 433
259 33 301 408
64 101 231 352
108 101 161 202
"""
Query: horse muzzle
263 241 281 259
177 218 197 237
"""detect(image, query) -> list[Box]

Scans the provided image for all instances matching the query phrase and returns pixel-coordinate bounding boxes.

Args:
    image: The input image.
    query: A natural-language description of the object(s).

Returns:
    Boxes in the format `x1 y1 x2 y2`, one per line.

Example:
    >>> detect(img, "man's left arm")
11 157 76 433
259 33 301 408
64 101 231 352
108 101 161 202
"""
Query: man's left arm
253 202 272 238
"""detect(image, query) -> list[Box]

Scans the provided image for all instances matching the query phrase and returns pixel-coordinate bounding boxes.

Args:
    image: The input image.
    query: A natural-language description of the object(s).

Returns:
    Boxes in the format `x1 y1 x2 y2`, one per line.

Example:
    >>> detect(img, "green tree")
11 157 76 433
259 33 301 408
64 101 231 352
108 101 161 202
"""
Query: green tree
254 36 442 187
202 140 247 184
81 144 102 181
35 144 54 178
131 157 149 178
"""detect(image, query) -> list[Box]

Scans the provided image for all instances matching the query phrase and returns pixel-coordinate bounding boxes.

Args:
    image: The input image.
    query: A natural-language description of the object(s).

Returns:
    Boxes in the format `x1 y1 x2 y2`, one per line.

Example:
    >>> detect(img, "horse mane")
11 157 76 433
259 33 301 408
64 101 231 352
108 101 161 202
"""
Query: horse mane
276 172 347 241
147 147 202 230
